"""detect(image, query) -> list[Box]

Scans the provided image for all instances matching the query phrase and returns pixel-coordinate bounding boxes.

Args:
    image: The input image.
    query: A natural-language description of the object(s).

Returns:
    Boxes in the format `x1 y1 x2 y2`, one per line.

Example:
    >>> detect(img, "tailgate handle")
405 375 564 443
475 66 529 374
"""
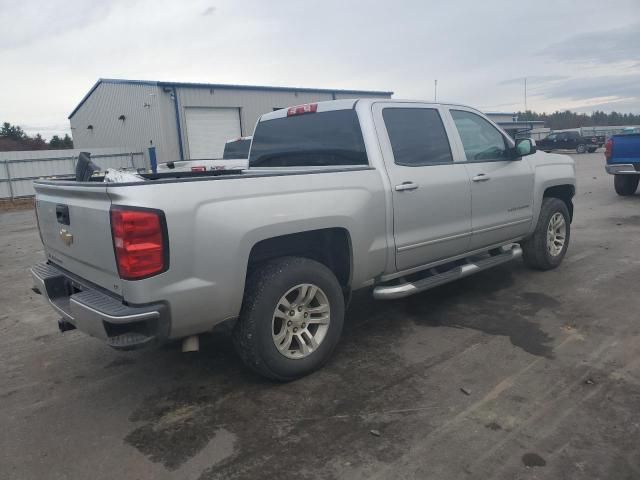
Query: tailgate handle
56 205 70 225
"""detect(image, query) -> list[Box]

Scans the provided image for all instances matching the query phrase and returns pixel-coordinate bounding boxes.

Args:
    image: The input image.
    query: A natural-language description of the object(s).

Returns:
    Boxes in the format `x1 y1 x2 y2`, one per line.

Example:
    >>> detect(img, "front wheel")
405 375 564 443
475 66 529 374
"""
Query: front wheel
576 144 587 154
521 197 571 270
614 175 639 196
233 257 344 381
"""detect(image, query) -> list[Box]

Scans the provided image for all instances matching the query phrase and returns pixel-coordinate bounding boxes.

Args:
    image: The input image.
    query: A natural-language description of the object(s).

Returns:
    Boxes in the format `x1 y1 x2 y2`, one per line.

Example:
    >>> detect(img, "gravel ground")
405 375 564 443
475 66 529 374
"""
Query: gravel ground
1 152 639 480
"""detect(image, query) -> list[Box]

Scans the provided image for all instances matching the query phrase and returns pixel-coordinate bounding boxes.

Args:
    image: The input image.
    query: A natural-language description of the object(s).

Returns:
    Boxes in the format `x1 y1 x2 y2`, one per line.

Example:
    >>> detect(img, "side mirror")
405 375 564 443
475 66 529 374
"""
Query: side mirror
514 138 536 158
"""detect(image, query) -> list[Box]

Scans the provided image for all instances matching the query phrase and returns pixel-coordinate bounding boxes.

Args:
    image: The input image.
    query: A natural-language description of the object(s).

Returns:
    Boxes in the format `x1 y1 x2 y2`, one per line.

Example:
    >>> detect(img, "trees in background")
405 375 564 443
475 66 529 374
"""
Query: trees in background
0 122 74 151
517 110 640 130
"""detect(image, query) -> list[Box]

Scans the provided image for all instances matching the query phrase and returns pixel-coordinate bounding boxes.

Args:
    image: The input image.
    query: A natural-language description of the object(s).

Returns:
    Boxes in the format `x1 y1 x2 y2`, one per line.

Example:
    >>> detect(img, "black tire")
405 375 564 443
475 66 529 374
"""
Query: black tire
576 144 587 154
233 257 344 381
587 147 597 153
521 197 571 270
614 175 639 196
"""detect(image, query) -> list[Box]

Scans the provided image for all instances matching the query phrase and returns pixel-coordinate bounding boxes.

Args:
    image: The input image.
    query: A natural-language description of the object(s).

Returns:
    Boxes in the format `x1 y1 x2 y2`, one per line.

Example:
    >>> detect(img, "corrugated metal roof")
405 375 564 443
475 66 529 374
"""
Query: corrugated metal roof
68 78 394 119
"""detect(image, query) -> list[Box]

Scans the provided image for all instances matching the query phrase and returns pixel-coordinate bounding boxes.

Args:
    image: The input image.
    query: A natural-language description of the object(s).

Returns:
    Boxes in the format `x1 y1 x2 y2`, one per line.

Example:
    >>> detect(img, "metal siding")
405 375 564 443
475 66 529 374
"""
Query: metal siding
0 148 143 199
70 83 180 163
70 81 392 163
175 87 391 142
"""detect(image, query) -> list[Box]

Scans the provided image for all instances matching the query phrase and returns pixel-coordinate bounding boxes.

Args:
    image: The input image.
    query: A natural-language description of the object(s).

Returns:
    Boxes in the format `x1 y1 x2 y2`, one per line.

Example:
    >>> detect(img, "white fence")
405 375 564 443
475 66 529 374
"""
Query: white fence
0 148 145 199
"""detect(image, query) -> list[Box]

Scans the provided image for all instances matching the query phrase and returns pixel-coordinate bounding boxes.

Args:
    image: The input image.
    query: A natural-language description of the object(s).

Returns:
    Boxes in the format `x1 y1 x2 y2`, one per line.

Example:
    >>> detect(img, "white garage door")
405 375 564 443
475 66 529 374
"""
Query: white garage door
185 107 241 159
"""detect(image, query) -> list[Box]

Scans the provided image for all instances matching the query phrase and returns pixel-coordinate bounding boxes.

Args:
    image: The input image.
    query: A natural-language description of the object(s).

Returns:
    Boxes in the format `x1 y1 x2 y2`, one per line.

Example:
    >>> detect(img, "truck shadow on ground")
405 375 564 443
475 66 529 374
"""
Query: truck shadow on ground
344 263 557 359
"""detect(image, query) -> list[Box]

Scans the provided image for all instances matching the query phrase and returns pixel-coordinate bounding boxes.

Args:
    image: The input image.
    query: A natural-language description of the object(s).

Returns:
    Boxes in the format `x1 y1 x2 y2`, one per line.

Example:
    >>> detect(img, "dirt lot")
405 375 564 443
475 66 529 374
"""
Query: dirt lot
1 152 639 480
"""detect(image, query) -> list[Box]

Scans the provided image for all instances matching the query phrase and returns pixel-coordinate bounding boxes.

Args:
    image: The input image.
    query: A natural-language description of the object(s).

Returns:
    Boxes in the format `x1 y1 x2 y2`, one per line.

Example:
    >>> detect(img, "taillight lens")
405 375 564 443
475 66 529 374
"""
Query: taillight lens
605 138 613 161
110 208 167 280
287 103 318 116
191 166 206 172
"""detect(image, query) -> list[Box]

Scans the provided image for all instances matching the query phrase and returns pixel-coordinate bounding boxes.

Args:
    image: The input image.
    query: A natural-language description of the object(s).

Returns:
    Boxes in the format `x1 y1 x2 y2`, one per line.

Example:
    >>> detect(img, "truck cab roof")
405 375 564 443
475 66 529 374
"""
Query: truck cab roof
258 99 485 122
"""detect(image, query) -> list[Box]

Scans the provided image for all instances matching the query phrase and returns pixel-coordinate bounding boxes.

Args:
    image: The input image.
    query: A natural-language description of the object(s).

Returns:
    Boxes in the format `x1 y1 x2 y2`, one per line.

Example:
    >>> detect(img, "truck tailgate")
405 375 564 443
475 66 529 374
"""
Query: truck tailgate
610 133 640 163
34 182 122 294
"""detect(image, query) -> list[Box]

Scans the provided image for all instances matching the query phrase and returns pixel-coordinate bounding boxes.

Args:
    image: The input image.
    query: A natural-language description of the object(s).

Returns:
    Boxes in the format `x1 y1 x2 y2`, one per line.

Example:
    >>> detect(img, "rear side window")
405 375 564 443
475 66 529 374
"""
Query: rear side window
249 110 368 167
382 108 453 166
222 139 251 159
451 110 509 161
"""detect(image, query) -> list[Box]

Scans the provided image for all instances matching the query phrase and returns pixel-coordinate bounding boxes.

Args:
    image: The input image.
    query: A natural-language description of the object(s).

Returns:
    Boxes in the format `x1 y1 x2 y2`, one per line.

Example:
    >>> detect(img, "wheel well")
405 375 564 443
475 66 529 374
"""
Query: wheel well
248 228 352 288
544 184 574 220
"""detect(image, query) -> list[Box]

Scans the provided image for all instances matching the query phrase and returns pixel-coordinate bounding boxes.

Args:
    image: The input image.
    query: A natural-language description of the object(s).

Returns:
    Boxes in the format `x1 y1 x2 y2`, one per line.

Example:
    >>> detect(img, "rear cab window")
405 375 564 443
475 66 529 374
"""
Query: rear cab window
249 109 368 168
382 108 453 166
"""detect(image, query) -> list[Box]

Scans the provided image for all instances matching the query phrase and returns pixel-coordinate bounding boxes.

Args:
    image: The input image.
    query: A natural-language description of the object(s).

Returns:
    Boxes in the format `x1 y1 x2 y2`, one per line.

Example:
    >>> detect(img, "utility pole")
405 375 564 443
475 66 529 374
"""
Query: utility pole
524 77 528 112
434 79 438 102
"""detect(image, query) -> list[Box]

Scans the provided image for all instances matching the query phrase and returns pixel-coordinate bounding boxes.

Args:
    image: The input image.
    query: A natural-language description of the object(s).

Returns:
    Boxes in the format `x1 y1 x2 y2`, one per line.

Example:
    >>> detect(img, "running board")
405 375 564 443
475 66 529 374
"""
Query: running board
373 245 522 300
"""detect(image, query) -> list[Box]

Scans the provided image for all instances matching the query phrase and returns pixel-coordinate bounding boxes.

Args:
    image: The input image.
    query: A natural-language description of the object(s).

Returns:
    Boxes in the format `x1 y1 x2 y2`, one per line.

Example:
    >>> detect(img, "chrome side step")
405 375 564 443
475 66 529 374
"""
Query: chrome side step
373 245 522 300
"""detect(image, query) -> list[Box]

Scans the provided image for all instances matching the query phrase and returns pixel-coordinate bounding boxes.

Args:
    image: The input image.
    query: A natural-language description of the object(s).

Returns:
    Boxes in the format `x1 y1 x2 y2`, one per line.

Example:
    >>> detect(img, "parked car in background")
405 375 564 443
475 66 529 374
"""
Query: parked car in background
158 136 252 172
605 132 640 196
537 131 600 154
30 99 575 380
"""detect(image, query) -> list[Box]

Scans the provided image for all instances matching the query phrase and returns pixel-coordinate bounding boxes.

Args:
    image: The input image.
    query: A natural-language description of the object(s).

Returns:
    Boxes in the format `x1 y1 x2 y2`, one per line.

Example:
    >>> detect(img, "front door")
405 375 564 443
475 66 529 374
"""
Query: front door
374 103 472 271
447 108 534 249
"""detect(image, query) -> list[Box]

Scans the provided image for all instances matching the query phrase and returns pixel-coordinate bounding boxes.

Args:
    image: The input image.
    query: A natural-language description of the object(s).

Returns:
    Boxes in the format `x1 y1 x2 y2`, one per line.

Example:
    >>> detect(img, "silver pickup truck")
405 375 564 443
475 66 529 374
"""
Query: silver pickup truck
31 99 576 380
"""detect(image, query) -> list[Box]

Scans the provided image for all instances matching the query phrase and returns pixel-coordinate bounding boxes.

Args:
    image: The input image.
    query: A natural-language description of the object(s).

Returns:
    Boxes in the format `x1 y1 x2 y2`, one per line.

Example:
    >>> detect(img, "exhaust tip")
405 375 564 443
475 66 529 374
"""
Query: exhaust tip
58 319 76 333
182 335 200 353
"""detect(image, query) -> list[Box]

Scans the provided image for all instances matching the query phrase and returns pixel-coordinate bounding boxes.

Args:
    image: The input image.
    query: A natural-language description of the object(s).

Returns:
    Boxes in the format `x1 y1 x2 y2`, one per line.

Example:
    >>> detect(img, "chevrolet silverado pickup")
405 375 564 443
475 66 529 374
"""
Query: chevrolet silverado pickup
31 99 576 380
605 132 640 196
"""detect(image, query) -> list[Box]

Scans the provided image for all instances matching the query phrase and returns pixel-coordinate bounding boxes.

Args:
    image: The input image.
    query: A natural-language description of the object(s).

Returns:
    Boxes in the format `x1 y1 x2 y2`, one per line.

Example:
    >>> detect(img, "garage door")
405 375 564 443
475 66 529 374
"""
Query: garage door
184 107 241 159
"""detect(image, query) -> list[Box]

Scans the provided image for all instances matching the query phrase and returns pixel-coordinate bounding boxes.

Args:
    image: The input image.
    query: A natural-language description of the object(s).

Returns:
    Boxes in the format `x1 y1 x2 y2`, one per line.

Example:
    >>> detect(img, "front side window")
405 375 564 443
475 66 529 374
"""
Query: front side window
546 133 557 141
249 109 367 167
451 110 509 161
382 108 453 166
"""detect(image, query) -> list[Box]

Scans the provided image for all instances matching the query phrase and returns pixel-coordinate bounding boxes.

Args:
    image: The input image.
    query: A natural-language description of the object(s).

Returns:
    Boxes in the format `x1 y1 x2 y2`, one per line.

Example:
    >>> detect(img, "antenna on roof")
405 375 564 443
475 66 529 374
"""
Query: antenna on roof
434 79 438 102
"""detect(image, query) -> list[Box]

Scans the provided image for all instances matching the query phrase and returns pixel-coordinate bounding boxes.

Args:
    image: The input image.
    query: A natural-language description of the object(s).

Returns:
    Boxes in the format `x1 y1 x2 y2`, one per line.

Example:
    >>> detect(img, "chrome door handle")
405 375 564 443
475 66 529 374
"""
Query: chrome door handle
472 174 490 182
395 182 419 191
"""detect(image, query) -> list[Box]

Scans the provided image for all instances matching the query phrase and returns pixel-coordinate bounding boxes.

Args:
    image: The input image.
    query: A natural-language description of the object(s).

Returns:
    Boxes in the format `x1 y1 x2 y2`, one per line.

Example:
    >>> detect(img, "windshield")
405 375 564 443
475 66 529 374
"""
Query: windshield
249 109 368 167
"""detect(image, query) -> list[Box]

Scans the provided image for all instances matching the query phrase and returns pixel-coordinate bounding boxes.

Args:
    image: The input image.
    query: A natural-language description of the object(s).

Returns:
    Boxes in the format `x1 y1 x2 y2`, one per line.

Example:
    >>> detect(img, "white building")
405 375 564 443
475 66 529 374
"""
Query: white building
69 79 392 164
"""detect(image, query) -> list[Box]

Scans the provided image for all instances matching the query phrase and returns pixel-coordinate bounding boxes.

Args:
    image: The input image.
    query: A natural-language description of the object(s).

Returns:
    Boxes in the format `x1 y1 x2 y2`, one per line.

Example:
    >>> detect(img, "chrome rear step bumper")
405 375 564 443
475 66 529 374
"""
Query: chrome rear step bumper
605 164 639 175
31 262 167 350
373 245 522 300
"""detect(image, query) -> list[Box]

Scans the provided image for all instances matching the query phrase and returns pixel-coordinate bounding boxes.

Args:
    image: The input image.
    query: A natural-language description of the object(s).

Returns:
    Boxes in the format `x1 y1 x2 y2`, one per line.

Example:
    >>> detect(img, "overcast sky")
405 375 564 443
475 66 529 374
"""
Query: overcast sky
1 0 639 138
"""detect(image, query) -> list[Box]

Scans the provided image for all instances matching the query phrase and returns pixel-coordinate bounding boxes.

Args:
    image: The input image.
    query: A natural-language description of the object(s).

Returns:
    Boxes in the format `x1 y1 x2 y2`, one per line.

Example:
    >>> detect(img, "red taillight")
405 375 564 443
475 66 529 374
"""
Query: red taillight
605 138 613 161
110 208 167 280
287 103 318 116
191 166 206 172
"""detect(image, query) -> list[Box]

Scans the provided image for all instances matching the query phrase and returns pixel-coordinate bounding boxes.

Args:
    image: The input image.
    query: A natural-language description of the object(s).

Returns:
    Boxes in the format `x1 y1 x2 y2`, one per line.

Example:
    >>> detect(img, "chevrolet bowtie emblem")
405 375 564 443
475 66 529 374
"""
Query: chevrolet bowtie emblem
59 228 73 246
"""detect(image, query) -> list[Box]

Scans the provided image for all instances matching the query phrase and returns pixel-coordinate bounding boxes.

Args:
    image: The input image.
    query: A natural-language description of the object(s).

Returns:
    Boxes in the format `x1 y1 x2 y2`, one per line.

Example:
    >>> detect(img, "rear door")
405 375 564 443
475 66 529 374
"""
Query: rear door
565 132 580 149
34 182 122 294
556 132 570 149
373 103 472 271
446 108 534 250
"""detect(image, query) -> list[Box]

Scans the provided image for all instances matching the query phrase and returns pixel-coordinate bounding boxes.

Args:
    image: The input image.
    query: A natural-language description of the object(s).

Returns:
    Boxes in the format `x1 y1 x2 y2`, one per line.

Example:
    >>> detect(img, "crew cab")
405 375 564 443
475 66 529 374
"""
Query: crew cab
537 130 600 154
605 132 640 196
31 99 576 380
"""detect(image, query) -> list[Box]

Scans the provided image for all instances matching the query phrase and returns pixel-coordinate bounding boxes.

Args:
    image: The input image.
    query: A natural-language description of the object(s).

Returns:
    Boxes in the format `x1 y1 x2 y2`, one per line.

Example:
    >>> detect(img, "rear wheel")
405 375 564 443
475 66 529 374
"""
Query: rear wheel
233 257 344 381
576 144 587 154
522 197 570 270
614 175 640 196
